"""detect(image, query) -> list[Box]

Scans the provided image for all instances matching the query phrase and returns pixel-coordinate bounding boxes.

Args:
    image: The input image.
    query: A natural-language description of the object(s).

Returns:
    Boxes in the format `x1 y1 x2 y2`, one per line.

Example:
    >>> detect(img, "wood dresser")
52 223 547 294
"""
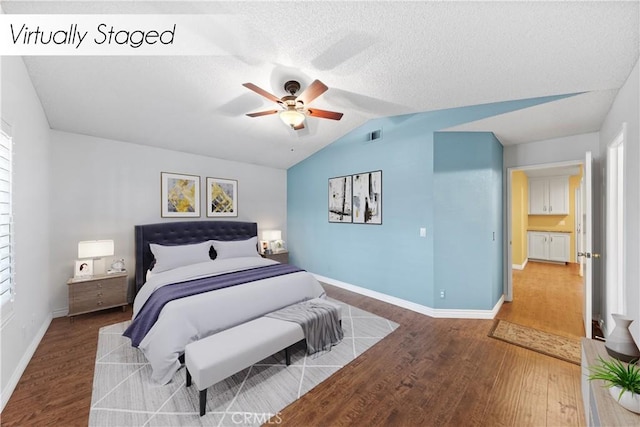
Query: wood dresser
67 271 128 318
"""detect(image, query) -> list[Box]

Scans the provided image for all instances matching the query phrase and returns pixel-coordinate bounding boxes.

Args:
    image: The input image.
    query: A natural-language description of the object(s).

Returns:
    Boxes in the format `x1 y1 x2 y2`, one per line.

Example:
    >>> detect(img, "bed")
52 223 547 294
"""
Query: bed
126 220 326 384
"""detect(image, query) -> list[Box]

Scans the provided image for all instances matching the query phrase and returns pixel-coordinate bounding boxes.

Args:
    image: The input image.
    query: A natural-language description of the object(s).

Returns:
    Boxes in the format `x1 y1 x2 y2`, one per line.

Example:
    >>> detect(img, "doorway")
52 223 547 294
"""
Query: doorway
503 160 586 338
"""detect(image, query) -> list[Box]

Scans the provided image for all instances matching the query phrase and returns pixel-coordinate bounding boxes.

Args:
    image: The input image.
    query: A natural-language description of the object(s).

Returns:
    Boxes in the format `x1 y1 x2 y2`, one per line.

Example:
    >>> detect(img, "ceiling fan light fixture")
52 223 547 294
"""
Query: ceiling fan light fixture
279 109 305 128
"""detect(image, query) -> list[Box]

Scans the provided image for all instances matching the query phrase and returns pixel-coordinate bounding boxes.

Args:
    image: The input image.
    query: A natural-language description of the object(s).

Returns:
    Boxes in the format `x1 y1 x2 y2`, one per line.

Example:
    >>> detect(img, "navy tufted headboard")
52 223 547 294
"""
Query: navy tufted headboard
134 221 258 294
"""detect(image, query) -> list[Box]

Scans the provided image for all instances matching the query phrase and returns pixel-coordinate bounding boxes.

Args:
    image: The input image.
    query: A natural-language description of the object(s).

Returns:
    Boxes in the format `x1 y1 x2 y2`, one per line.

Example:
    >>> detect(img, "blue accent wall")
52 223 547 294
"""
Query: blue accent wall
433 132 503 309
288 94 575 310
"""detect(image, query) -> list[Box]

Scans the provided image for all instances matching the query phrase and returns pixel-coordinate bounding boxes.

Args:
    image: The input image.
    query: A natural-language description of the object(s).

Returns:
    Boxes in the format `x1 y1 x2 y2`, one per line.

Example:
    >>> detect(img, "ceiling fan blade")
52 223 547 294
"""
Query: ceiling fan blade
242 83 282 104
293 122 305 131
307 108 344 121
246 109 279 117
297 80 328 105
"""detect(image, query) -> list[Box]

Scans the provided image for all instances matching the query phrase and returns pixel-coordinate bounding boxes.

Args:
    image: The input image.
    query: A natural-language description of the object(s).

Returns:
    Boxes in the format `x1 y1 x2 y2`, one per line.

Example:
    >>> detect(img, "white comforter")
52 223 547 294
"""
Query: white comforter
132 256 326 384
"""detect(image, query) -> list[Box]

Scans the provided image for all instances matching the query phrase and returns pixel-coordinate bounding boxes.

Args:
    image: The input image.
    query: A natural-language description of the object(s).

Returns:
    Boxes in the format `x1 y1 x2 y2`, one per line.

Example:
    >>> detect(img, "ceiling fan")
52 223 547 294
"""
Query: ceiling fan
243 79 343 130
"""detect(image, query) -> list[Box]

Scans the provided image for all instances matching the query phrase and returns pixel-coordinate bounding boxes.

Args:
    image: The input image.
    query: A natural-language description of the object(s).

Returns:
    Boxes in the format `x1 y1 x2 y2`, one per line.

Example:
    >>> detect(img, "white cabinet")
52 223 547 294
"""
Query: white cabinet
528 231 548 260
528 176 569 215
527 231 570 262
548 233 570 262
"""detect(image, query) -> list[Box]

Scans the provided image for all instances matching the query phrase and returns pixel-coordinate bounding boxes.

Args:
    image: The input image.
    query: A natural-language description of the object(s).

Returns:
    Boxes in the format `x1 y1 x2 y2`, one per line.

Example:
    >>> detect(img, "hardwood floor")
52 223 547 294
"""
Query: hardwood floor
1 308 131 426
497 261 585 339
279 283 585 427
2 275 585 426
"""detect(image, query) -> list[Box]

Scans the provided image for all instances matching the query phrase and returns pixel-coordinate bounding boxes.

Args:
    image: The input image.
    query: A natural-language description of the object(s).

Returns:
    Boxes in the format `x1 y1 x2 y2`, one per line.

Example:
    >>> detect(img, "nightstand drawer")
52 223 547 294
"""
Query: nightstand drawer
71 293 123 314
70 277 124 296
71 284 124 304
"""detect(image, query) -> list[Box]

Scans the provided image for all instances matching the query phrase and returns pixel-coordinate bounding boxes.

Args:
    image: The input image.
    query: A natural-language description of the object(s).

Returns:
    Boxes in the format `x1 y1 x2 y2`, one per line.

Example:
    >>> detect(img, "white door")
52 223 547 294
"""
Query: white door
581 151 593 339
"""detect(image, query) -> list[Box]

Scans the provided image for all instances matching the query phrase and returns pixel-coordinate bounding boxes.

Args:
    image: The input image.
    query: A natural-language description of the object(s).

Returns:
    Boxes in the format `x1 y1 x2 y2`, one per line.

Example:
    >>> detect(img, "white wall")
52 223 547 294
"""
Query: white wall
504 132 600 169
49 130 287 315
599 59 640 343
0 57 52 410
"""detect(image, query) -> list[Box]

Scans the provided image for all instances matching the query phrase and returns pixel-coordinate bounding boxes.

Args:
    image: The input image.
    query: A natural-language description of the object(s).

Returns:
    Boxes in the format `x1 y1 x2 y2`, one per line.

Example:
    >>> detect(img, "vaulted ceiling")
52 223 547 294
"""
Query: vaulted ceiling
3 1 638 169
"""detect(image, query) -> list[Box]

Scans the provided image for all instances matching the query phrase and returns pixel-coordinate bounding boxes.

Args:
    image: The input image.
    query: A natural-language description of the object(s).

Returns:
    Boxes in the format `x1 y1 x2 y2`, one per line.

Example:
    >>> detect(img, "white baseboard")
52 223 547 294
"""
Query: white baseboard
314 274 504 320
52 308 68 318
1 313 52 411
512 258 528 270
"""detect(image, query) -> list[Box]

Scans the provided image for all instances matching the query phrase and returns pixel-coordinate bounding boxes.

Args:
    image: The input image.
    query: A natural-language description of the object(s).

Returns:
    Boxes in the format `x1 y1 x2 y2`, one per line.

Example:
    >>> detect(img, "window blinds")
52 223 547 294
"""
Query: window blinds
0 127 12 300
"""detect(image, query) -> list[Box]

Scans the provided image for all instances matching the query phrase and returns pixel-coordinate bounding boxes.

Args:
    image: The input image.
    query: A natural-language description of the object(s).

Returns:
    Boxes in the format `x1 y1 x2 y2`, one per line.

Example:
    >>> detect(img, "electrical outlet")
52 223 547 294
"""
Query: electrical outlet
440 289 445 299
420 227 426 237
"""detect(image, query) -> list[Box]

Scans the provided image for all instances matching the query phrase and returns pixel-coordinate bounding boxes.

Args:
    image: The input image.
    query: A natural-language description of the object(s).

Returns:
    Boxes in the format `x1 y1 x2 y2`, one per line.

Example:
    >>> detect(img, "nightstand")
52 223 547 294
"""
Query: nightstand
264 251 289 264
67 271 128 318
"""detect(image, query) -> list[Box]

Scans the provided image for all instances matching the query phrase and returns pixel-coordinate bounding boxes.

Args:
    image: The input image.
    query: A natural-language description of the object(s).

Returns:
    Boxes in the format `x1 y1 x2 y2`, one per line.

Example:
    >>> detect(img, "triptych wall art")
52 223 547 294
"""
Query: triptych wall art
160 172 238 218
328 170 382 224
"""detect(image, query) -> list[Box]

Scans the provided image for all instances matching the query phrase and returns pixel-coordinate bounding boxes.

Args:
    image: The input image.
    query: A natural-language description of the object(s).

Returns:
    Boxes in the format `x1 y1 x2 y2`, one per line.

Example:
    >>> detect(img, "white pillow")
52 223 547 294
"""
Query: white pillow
211 236 259 260
149 240 213 273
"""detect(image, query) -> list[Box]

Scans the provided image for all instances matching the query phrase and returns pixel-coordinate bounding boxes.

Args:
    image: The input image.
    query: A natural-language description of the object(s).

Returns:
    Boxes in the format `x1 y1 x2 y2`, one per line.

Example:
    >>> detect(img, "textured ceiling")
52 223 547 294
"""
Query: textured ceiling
3 1 639 169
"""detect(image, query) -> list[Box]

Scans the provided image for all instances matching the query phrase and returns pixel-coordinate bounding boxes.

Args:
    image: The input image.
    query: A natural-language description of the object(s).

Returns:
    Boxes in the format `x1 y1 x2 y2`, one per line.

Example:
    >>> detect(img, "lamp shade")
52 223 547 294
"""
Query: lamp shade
78 240 114 259
279 110 305 128
261 230 282 241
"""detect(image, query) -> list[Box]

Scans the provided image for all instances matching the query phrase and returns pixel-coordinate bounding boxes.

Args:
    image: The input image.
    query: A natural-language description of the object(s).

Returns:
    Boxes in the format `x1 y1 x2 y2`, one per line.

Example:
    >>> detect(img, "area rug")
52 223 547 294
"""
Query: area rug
488 319 581 365
89 298 398 426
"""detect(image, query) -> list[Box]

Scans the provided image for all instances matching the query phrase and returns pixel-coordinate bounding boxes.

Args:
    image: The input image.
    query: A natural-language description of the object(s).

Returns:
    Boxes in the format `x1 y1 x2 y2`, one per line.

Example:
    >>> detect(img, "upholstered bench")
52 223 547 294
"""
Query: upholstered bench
185 298 341 416
185 316 302 416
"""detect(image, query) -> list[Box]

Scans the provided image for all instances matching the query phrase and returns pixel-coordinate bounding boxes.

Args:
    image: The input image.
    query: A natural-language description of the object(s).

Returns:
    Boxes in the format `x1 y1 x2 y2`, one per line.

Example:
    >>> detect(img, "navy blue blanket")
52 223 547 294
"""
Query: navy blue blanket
123 263 303 347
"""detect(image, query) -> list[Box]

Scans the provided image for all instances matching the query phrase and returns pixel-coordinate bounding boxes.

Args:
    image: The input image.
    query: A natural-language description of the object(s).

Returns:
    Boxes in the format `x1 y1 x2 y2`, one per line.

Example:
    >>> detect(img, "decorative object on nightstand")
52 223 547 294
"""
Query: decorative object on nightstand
588 355 640 414
108 258 126 274
272 239 286 253
77 239 114 277
262 230 285 254
605 314 640 362
74 260 93 278
264 251 288 264
67 271 128 318
582 339 640 424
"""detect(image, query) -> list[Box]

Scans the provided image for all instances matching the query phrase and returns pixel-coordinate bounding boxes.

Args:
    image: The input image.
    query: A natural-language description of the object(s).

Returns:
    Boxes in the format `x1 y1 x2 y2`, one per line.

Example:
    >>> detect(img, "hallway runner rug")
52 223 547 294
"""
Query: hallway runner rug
488 319 581 365
89 298 398 426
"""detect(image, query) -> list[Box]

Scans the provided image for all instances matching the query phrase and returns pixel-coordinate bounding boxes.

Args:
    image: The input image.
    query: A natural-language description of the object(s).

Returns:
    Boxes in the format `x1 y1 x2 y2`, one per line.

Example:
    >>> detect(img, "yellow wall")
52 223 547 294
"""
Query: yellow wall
527 168 583 262
511 171 528 266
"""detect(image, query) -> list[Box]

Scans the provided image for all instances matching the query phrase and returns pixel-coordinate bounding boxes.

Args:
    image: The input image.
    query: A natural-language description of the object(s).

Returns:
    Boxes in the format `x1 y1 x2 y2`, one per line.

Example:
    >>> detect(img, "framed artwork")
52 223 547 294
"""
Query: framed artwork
328 175 352 223
206 177 238 217
74 260 93 278
352 170 382 224
260 240 270 254
161 172 200 217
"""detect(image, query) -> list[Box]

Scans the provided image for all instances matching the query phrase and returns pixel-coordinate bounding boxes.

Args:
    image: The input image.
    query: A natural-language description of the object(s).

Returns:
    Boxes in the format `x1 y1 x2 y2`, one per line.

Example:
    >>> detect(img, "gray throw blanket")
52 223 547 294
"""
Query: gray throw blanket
265 299 343 355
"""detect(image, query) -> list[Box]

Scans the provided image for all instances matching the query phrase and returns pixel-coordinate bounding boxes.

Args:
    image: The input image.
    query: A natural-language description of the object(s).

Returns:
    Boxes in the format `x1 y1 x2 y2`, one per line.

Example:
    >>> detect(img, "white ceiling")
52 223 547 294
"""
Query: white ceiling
3 1 639 169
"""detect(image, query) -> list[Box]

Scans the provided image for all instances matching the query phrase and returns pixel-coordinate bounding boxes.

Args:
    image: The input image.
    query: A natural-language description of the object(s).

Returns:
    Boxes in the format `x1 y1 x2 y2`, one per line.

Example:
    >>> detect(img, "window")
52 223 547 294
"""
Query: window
0 121 13 318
